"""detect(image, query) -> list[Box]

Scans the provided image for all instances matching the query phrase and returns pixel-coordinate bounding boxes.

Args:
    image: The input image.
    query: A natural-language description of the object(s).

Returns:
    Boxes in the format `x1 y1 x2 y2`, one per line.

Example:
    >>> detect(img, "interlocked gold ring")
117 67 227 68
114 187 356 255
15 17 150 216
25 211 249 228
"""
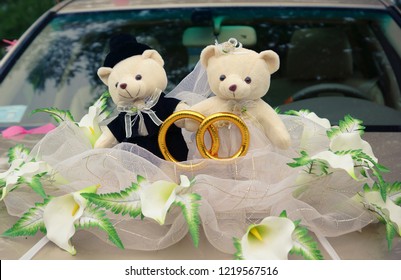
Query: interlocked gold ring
158 110 220 164
158 110 250 166
196 112 250 160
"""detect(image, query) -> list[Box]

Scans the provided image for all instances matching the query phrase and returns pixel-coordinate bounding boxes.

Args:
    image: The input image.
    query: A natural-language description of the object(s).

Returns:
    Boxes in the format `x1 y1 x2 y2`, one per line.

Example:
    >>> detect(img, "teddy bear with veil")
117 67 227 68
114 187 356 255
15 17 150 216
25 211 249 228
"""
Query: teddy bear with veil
168 38 292 160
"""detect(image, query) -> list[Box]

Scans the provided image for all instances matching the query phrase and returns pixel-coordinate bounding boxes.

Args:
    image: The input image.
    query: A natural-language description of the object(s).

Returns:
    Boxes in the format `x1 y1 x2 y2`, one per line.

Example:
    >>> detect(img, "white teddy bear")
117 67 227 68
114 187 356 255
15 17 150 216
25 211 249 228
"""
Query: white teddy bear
95 34 188 161
184 39 291 153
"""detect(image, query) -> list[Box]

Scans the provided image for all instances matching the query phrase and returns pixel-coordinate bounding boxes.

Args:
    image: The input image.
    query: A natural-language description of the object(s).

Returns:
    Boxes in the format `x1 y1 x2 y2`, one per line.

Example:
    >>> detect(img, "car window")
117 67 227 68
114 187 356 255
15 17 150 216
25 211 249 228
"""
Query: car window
0 7 400 128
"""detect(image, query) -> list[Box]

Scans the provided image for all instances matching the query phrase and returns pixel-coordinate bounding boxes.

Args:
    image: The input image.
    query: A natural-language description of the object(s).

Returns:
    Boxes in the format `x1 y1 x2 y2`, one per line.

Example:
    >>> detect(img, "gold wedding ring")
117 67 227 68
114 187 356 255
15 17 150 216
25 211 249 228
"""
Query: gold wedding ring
158 110 250 166
158 110 220 163
196 112 249 160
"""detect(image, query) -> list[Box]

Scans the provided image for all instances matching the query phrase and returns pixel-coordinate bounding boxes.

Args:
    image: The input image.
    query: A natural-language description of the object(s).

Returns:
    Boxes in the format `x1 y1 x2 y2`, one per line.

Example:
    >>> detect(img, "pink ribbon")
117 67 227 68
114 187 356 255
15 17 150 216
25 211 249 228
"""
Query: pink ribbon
2 123 56 139
2 39 18 52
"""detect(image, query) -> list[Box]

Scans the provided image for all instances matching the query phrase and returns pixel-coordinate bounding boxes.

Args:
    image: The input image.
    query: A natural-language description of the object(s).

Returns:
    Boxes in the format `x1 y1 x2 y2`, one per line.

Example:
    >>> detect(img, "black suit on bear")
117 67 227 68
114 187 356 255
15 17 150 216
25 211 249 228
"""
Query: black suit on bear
107 93 188 161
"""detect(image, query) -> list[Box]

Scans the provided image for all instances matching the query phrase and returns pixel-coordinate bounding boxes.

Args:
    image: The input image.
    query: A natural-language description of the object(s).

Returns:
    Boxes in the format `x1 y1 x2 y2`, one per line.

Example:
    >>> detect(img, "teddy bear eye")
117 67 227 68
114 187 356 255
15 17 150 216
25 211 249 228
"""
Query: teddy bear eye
219 75 226 81
244 77 252 84
135 74 142 80
115 82 119 88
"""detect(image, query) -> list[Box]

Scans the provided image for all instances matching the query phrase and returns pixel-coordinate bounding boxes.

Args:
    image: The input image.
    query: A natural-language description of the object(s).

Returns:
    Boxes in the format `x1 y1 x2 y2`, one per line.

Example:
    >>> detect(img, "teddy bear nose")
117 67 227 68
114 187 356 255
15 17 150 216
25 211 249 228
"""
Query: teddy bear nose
120 83 127 89
229 84 237 92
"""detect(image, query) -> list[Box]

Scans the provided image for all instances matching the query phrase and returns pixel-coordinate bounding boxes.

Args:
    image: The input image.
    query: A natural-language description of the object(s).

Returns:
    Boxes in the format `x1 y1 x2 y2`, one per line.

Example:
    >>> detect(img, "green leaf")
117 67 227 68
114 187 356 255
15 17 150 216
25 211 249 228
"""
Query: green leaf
76 205 124 250
385 221 397 251
290 224 324 260
32 107 75 123
360 196 398 251
174 193 201 248
2 199 49 237
7 144 31 164
363 183 371 193
19 173 48 198
326 127 341 139
360 168 368 178
233 237 244 260
93 91 112 122
327 115 365 139
372 181 380 192
287 151 311 168
81 183 141 218
284 109 310 116
387 182 401 206
137 175 146 184
331 115 365 137
279 210 288 218
288 151 330 176
335 149 390 200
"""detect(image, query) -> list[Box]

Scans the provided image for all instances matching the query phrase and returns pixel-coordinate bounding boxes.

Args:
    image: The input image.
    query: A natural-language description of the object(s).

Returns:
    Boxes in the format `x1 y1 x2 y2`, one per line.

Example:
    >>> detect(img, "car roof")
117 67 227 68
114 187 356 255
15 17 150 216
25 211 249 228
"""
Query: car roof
55 0 388 13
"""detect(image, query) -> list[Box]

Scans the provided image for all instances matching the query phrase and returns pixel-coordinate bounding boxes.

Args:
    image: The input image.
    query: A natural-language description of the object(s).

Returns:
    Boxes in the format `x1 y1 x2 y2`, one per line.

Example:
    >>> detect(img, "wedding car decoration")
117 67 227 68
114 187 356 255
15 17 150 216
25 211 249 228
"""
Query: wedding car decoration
1 38 400 260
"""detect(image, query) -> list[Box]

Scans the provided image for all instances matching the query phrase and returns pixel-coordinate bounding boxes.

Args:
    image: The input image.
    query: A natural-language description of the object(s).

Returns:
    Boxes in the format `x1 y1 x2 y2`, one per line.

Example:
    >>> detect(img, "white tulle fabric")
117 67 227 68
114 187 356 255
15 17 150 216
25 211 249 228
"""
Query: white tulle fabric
3 113 375 254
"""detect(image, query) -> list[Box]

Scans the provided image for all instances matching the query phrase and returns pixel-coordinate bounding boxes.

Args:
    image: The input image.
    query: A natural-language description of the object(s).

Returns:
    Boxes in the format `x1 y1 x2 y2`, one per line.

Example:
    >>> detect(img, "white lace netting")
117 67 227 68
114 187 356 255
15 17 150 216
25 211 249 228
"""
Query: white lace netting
3 114 375 254
166 61 213 106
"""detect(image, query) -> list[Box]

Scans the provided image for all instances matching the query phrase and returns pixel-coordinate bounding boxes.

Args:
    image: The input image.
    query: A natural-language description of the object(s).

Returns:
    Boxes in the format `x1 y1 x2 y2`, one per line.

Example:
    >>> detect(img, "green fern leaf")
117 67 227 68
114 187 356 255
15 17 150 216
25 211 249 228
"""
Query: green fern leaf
284 109 310 116
76 205 124 249
2 199 49 237
81 183 141 218
287 151 311 168
233 237 244 260
19 173 47 198
327 115 365 139
385 221 397 251
32 107 75 123
341 115 365 135
387 182 401 206
174 193 201 248
290 224 324 260
279 210 288 218
93 91 112 122
7 144 31 164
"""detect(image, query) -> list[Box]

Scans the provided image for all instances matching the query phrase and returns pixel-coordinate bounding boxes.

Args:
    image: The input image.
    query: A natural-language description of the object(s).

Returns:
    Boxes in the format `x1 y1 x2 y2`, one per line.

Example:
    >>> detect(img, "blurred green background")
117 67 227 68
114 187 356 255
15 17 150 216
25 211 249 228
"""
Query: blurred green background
0 0 57 59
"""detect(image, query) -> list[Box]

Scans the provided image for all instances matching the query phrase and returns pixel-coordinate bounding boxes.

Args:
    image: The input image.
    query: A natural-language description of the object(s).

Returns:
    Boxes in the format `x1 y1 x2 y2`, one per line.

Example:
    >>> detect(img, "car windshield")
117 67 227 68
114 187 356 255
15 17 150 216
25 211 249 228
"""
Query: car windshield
1 7 401 129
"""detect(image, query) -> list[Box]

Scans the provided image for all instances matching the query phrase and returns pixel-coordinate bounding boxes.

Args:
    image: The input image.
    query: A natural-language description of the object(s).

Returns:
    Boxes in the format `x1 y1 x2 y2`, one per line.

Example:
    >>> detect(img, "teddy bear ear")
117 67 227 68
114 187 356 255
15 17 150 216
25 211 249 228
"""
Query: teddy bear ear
142 49 165 66
200 45 218 68
259 50 280 74
97 67 113 85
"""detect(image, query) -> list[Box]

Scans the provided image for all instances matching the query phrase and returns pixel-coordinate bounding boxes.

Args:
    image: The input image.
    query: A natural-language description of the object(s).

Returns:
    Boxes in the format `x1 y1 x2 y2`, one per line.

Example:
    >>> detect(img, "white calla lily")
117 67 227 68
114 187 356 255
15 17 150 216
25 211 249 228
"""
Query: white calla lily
330 133 377 163
78 105 103 147
43 185 99 255
312 151 357 179
139 175 191 225
364 191 401 235
241 216 295 260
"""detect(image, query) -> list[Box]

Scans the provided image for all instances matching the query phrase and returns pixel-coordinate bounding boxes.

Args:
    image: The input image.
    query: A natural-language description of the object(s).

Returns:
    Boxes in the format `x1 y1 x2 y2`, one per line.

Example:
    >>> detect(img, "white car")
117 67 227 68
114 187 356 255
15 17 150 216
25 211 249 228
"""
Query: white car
0 0 401 260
